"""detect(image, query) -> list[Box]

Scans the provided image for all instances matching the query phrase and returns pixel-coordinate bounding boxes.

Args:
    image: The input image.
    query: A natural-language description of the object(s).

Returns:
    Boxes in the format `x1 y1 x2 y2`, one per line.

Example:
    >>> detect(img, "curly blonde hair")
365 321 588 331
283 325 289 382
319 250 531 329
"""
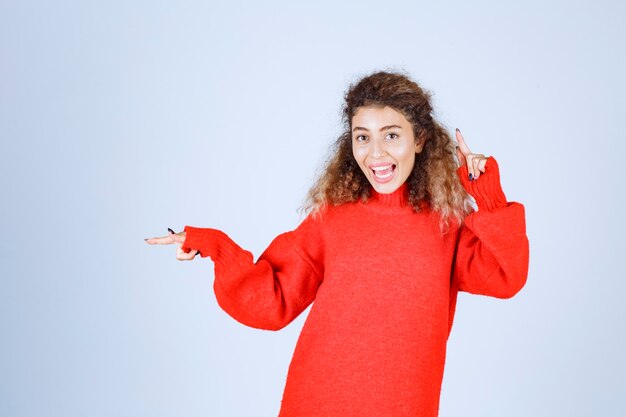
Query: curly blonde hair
299 69 474 234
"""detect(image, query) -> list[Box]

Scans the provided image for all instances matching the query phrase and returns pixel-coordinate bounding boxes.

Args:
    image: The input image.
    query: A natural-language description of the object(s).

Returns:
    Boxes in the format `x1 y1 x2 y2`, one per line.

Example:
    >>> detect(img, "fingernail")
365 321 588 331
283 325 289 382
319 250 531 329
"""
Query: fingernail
144 238 148 241
456 128 461 133
468 173 473 181
168 228 175 234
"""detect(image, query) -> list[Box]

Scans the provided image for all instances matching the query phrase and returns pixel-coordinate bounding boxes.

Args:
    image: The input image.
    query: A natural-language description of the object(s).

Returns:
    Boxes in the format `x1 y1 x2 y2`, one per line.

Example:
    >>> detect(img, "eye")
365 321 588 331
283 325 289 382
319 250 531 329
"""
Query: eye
386 132 399 140
355 135 367 142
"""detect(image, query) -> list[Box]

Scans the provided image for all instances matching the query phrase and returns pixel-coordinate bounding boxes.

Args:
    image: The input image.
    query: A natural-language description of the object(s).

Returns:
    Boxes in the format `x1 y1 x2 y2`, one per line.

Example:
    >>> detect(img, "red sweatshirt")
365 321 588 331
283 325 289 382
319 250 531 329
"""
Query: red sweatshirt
181 156 529 417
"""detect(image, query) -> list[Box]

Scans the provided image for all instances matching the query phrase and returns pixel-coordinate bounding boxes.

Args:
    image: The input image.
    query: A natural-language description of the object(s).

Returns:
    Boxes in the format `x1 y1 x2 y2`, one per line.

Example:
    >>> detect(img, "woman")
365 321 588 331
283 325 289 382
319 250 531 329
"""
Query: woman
145 70 529 417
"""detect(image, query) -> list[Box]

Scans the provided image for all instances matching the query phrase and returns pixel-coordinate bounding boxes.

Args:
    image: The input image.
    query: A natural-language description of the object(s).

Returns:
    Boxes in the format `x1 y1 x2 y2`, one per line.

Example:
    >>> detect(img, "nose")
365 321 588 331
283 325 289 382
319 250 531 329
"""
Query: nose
371 137 386 158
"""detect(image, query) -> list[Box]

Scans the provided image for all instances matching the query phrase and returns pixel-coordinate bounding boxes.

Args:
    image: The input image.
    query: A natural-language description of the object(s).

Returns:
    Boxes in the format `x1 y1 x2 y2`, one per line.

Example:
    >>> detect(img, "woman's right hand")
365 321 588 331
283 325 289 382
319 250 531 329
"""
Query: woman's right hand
144 228 200 261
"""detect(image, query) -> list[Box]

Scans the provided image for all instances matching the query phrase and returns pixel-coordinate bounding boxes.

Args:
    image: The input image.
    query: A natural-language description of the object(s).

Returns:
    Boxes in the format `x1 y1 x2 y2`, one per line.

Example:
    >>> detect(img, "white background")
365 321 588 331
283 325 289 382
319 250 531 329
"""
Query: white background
2 1 624 416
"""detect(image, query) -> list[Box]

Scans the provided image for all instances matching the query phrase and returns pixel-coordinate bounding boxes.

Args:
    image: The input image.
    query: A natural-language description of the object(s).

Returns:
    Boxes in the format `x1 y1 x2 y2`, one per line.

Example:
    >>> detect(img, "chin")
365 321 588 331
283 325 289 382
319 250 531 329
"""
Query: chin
371 181 399 194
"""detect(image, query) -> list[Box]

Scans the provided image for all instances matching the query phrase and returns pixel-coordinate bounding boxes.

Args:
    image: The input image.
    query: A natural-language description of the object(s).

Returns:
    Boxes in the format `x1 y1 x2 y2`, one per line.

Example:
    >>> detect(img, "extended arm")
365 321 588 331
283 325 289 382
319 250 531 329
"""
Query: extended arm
181 211 325 330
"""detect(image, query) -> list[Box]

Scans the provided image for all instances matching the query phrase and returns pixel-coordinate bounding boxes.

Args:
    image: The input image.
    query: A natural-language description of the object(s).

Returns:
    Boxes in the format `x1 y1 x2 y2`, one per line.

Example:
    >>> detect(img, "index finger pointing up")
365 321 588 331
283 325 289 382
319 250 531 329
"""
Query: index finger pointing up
455 128 472 155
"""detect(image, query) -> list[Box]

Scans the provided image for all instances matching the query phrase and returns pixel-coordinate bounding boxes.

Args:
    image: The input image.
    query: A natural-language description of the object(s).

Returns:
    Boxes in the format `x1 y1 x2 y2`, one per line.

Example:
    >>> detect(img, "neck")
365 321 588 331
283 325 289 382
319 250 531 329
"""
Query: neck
369 181 410 207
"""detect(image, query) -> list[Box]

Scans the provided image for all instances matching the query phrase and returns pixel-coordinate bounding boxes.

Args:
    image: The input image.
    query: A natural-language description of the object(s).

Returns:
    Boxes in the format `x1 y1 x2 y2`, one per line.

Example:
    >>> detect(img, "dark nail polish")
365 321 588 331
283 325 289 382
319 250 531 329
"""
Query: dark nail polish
468 173 473 181
168 228 175 234
456 128 461 133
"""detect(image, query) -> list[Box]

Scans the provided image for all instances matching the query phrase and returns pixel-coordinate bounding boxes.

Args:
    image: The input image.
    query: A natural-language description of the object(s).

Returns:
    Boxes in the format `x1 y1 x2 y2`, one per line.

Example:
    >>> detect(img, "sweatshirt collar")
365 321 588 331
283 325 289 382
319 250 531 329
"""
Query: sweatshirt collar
368 181 410 207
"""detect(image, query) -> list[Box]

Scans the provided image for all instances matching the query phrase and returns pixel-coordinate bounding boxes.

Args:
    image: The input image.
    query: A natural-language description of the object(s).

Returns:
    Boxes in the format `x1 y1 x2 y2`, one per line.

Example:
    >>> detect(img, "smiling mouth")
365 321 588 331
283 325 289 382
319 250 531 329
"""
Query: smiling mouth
371 164 396 179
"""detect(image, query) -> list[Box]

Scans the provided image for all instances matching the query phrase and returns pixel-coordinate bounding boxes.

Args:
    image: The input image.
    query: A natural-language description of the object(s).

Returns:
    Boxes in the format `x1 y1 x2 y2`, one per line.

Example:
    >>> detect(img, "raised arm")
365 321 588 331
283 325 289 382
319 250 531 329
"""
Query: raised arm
452 156 529 298
180 210 326 331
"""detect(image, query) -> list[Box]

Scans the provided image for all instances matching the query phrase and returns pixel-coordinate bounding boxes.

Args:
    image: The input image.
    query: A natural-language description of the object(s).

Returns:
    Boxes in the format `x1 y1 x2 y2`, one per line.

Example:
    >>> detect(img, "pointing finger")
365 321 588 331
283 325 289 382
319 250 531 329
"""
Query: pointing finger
144 235 175 245
455 128 472 156
168 227 187 244
455 146 466 167
169 233 186 245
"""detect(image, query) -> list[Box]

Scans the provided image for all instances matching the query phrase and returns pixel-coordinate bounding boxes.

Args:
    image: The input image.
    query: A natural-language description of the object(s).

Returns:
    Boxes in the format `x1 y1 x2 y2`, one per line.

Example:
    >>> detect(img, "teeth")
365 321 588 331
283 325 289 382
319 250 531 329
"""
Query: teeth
375 170 393 179
371 165 393 171
373 165 394 179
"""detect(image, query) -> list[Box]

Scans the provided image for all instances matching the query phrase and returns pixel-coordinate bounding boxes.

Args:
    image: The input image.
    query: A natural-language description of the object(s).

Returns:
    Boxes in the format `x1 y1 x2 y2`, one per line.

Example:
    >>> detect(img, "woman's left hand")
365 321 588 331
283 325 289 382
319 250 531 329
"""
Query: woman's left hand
455 128 489 181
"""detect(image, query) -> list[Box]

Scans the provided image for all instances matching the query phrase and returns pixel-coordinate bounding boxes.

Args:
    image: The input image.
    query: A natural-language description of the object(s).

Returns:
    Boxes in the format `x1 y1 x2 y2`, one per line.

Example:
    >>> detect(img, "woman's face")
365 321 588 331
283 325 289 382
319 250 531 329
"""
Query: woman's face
351 105 424 194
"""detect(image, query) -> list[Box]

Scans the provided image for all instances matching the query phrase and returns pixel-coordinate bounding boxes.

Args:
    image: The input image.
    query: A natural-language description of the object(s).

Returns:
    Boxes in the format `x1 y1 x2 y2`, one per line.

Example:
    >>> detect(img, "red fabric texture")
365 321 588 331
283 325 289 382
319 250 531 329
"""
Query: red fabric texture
181 155 529 417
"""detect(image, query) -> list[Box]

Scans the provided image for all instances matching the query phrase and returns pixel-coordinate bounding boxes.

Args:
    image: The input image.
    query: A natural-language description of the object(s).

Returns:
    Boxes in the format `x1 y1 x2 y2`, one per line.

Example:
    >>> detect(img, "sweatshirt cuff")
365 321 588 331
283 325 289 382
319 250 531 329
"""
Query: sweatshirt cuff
457 156 508 211
181 225 244 264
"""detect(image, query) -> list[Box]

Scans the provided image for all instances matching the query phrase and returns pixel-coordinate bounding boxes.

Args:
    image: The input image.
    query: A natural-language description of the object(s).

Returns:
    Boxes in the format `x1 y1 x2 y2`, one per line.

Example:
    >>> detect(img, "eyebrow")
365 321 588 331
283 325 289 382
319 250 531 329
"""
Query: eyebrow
352 124 403 133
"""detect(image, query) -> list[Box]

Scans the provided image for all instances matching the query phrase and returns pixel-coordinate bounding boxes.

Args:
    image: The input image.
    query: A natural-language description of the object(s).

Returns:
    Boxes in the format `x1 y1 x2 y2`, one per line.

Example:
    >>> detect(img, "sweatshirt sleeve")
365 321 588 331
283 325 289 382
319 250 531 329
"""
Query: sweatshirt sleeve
452 156 529 299
180 210 326 331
